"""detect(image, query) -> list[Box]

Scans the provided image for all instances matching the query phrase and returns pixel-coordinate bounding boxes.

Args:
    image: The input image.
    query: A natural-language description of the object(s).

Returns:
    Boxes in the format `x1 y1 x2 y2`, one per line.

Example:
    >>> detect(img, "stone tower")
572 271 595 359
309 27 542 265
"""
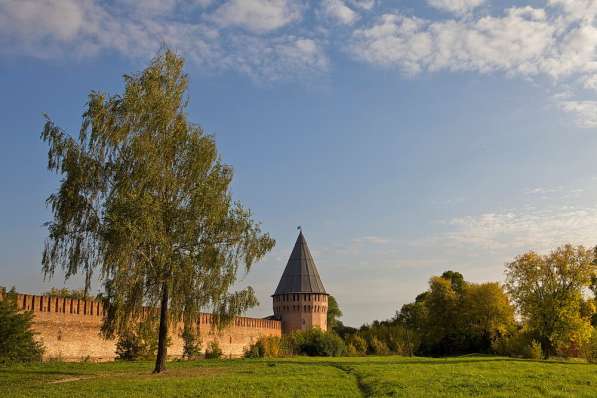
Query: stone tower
272 230 328 334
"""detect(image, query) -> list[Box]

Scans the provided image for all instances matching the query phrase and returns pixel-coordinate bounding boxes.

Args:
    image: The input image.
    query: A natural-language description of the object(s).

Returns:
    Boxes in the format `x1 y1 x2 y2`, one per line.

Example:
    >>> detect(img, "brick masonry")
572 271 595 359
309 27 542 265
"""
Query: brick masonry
273 293 328 334
8 293 281 361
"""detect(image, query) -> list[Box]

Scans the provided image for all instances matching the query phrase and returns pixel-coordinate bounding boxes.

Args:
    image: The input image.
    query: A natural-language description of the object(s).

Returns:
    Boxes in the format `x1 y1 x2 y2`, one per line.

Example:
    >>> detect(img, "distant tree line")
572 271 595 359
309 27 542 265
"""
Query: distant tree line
44 287 90 300
334 244 597 361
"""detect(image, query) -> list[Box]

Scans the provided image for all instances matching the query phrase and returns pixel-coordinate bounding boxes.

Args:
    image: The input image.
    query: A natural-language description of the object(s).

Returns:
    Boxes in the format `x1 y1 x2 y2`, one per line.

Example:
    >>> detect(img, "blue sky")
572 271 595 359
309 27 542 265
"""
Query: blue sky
2 0 597 326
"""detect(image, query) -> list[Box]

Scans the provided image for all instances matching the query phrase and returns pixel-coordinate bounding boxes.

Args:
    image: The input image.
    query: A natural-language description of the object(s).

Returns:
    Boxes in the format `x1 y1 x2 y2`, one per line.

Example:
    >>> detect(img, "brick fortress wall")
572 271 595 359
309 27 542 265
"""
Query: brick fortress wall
6 293 281 361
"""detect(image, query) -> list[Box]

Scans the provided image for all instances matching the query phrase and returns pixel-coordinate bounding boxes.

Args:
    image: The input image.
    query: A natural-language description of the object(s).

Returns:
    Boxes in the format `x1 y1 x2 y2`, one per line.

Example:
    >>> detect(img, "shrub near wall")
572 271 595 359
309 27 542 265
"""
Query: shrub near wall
0 289 44 363
244 330 345 358
244 336 283 358
115 319 160 361
286 329 345 357
182 326 202 360
205 341 223 359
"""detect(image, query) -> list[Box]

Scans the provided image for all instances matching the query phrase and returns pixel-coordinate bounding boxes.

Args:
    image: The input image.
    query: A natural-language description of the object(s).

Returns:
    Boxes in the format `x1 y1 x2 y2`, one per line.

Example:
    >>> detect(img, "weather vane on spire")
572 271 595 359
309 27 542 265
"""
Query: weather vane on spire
297 225 302 232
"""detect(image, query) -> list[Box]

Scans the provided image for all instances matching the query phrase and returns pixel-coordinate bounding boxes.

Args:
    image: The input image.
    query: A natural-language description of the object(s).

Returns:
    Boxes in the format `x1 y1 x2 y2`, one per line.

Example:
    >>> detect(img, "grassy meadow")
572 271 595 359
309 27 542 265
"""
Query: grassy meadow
1 355 596 397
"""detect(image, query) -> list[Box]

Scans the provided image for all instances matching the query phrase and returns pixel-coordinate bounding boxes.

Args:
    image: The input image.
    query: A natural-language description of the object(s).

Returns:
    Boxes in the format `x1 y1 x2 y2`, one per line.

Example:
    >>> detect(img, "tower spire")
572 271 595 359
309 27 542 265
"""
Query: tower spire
273 230 326 295
272 230 329 333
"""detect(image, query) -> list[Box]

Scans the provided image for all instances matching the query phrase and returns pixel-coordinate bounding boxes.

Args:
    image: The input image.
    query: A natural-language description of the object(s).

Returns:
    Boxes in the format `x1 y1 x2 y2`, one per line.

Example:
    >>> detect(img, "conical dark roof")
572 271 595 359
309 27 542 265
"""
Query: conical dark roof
273 231 327 295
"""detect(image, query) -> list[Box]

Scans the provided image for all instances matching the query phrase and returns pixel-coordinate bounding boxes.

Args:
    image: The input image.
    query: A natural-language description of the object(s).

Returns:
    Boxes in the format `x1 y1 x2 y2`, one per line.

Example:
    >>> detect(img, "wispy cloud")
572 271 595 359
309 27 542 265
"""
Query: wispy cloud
321 0 359 25
558 101 597 128
350 7 554 75
210 0 302 33
352 235 391 245
350 0 375 11
433 206 597 253
347 3 597 127
525 186 564 195
3 0 597 118
0 0 326 81
426 0 485 15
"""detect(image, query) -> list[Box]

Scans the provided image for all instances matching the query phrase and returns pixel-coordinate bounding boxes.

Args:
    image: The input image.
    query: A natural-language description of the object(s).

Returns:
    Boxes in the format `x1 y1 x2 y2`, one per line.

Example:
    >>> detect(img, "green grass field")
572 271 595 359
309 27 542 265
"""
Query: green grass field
1 355 596 397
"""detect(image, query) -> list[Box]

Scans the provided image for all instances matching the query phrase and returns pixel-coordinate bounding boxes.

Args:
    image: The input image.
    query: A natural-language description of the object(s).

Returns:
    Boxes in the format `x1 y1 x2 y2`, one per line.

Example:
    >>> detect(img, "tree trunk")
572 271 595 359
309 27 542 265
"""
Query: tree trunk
153 280 169 373
83 269 91 299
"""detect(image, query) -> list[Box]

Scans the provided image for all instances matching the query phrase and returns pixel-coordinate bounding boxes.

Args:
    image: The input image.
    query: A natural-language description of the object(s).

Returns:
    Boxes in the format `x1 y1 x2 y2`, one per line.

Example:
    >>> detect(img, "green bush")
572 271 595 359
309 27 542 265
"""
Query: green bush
0 289 44 363
346 334 367 355
281 331 303 356
115 319 160 361
205 341 223 359
368 336 390 355
243 342 262 358
244 336 283 358
492 330 527 357
182 325 202 360
345 343 358 355
491 330 544 359
115 331 157 361
356 321 422 356
283 329 345 357
583 328 597 363
278 330 343 357
492 334 513 356
528 340 543 360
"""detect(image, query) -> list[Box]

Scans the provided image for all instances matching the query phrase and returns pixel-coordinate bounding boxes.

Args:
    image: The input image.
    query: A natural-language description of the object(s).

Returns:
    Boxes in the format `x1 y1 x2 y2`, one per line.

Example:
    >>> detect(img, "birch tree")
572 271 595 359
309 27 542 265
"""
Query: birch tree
41 49 275 372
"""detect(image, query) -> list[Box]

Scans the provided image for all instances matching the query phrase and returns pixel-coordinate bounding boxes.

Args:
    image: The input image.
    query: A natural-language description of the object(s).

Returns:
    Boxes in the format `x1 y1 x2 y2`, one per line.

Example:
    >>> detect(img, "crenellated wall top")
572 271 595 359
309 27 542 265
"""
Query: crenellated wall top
1 292 281 330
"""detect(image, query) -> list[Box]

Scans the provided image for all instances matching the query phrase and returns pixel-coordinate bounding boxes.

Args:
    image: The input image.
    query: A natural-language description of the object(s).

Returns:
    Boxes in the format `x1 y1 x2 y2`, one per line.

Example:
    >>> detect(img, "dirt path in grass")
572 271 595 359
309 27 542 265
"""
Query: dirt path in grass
330 364 370 397
48 376 94 384
46 367 226 385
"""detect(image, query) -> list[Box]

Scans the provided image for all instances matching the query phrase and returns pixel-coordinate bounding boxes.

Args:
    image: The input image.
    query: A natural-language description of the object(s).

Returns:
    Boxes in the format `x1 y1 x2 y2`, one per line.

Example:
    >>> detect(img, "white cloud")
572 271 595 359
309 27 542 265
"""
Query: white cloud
350 0 375 10
427 0 485 15
0 0 327 81
583 74 597 90
348 2 597 127
0 0 85 43
229 36 329 81
352 236 391 245
525 186 563 195
543 24 597 79
559 101 597 127
4 0 597 101
0 0 155 59
351 8 554 75
0 0 224 60
437 206 597 252
548 0 597 22
322 0 359 25
350 14 433 74
348 2 597 93
114 0 179 16
194 0 215 7
525 185 585 202
210 0 301 33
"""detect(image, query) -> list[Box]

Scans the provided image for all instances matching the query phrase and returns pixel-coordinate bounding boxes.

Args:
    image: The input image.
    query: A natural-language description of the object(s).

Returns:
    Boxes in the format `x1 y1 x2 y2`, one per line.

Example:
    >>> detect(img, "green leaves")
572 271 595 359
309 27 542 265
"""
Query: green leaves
42 49 275 366
0 292 44 363
327 295 343 329
505 244 596 357
393 271 515 356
